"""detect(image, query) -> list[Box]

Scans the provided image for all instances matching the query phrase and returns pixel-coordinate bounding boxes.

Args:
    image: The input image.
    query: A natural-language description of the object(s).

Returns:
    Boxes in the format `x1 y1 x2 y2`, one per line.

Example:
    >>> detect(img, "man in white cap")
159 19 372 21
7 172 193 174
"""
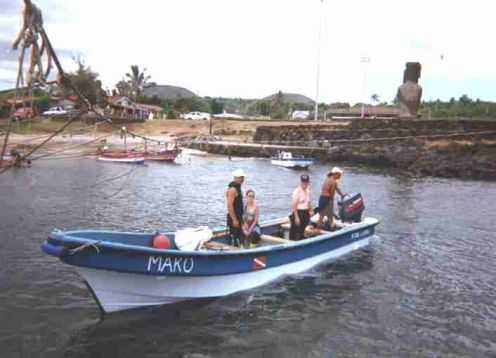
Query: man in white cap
226 169 245 246
316 167 346 230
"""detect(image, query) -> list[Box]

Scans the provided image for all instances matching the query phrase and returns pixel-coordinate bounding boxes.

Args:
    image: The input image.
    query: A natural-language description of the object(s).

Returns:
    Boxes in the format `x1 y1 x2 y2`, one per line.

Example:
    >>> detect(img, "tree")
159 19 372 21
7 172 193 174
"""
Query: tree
459 94 472 104
371 93 380 103
116 78 132 98
60 56 99 105
125 65 151 100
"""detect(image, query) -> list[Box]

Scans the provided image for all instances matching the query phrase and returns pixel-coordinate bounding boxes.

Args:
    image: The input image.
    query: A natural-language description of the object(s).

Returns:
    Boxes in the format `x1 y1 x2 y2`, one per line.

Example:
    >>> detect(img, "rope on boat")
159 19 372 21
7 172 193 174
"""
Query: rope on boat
6 120 109 146
199 130 496 145
181 130 496 151
38 26 162 145
100 164 142 199
68 240 101 255
2 3 165 174
30 131 118 161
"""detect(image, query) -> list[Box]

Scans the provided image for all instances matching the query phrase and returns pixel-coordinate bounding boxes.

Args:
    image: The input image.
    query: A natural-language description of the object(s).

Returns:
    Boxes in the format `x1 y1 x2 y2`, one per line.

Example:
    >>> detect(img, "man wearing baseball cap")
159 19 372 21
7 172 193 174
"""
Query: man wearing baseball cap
226 169 246 246
289 174 314 241
316 167 346 230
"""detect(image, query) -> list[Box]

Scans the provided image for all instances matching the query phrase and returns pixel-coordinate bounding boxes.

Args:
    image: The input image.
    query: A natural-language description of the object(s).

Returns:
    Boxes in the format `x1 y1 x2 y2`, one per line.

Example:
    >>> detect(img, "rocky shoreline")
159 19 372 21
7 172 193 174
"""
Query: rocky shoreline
188 118 496 180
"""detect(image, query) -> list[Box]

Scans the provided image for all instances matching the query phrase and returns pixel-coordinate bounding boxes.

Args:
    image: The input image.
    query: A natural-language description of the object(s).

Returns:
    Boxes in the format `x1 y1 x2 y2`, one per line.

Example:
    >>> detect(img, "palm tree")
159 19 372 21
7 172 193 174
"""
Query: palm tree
115 78 132 98
371 93 380 104
125 65 151 100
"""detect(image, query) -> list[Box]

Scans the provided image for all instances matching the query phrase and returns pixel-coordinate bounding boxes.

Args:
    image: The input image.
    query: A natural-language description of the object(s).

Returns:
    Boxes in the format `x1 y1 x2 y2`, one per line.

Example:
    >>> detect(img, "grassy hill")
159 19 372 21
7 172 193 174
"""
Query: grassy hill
143 84 196 99
262 92 314 105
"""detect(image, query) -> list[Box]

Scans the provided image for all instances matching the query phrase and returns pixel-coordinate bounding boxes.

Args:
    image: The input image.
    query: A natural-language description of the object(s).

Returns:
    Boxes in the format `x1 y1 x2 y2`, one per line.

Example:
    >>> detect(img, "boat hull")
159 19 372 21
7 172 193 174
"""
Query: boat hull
78 236 370 312
144 149 181 162
271 158 315 169
42 217 378 313
97 154 145 164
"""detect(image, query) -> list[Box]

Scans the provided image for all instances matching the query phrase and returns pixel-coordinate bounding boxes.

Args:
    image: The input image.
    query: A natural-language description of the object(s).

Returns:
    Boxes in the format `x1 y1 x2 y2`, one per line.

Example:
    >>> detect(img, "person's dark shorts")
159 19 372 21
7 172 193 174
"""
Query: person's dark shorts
227 214 243 245
318 195 332 216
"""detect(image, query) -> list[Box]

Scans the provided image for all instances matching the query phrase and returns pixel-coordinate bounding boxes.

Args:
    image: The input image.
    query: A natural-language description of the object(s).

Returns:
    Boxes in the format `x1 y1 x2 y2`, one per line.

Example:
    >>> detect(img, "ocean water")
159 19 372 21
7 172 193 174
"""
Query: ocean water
1 152 495 357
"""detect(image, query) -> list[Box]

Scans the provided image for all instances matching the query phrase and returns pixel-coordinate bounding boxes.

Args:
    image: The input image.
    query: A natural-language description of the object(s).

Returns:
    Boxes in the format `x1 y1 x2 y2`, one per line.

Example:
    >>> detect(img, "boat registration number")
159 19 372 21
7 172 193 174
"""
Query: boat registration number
350 229 371 240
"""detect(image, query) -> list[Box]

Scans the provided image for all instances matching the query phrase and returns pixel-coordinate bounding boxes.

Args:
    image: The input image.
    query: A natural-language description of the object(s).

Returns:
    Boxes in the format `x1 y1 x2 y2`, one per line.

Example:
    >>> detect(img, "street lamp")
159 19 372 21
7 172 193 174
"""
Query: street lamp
360 54 370 118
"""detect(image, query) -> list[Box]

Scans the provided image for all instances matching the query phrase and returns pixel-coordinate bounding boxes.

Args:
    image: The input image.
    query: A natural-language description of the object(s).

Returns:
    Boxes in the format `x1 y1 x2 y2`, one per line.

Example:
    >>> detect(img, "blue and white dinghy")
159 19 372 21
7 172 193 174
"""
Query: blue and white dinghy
271 151 315 169
42 215 379 313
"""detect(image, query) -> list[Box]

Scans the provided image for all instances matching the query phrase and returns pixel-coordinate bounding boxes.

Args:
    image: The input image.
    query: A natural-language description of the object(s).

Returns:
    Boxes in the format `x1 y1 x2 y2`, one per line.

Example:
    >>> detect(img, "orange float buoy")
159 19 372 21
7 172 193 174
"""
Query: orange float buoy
153 234 171 249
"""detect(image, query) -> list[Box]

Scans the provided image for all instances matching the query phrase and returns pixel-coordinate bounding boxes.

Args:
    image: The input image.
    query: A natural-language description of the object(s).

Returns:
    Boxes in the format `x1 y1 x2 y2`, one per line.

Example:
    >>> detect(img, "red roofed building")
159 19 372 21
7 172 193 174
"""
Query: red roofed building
107 96 149 120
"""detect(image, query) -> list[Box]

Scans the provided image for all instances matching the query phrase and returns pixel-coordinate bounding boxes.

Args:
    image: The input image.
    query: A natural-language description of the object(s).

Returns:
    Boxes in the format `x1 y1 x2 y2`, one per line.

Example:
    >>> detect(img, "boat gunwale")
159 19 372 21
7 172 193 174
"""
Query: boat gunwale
47 218 379 257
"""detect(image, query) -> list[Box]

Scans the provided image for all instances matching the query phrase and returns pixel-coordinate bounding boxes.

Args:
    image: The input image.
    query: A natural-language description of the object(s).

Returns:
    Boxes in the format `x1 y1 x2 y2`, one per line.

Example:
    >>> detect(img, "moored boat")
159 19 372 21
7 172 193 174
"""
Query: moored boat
41 216 379 313
144 148 181 162
271 151 315 169
97 152 145 164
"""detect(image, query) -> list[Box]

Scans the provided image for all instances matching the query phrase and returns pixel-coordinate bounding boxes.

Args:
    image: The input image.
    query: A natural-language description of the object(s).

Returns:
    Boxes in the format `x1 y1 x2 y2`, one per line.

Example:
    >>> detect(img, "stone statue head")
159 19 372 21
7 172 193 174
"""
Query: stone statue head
403 62 421 84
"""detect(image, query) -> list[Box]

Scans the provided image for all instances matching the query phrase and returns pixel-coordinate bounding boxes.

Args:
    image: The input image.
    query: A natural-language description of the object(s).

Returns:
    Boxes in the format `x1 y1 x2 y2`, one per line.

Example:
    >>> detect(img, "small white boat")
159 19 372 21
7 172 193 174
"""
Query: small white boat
271 151 315 169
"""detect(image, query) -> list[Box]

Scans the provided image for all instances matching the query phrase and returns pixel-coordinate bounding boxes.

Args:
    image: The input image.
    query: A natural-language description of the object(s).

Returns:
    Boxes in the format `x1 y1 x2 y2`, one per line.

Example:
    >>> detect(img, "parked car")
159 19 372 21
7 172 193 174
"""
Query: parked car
43 107 68 116
13 107 36 121
180 111 211 120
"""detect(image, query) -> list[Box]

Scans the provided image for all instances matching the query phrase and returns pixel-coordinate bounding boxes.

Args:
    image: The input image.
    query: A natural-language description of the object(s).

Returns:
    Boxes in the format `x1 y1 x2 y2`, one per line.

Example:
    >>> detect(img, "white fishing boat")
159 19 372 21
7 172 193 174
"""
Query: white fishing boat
271 151 315 169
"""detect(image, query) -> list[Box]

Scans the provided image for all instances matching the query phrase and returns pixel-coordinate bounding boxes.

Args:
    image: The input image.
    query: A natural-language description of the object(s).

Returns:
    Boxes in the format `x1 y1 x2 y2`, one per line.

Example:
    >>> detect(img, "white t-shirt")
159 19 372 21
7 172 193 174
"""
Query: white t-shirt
292 186 311 210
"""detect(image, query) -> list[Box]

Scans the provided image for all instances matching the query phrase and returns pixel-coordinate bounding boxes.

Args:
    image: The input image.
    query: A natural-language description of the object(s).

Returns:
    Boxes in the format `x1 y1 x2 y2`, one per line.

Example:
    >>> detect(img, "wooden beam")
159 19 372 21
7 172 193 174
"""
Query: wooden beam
260 234 291 244
202 241 238 250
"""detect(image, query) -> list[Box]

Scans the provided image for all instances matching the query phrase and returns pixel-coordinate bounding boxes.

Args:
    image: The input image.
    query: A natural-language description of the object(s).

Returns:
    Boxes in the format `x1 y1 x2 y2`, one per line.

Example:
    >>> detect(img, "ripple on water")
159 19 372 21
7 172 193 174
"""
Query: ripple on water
1 157 496 356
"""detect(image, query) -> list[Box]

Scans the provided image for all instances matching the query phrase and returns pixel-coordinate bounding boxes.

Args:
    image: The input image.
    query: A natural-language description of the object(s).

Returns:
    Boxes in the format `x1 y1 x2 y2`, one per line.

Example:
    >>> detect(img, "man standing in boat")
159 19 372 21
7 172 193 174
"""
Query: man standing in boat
226 169 245 246
316 167 346 230
289 174 313 241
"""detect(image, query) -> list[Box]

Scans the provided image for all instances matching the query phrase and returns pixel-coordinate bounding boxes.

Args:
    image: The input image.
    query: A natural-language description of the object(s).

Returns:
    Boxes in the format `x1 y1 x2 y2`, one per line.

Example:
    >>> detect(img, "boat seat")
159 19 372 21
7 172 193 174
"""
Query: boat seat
202 241 238 250
280 223 332 237
260 234 291 244
210 218 291 240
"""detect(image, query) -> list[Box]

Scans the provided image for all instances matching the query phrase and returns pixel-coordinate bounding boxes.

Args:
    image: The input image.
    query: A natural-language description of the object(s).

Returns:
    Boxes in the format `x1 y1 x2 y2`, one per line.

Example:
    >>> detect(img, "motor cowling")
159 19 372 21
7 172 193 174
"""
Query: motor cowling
338 193 365 223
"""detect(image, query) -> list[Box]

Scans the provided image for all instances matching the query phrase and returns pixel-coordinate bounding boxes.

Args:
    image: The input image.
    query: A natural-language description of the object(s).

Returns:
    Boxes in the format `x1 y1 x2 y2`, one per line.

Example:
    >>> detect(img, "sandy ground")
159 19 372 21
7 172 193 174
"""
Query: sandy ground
0 118 333 159
0 118 344 155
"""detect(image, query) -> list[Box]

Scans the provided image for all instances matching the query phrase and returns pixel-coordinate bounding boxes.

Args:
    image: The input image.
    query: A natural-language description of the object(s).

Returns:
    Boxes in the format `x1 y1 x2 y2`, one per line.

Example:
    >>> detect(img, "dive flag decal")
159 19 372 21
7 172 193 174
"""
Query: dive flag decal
253 256 267 270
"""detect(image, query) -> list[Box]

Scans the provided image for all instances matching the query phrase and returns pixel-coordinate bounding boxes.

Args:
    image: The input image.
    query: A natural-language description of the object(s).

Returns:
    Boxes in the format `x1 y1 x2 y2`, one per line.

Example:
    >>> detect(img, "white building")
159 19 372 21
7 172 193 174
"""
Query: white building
292 110 310 120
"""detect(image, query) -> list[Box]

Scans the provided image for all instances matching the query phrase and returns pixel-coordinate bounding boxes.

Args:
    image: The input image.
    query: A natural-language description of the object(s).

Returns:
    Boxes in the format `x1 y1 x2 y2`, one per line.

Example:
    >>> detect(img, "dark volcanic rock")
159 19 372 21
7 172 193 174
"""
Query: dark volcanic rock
190 119 496 180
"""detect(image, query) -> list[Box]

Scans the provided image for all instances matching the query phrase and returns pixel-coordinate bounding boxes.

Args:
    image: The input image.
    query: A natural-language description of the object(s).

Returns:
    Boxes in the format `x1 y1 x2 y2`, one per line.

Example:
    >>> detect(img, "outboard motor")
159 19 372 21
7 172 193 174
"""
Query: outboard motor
338 193 365 223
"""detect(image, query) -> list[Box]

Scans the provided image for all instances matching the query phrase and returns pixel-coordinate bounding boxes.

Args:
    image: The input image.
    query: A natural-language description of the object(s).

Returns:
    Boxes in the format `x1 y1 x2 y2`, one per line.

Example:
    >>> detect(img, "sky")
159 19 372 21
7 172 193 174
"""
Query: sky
0 0 495 104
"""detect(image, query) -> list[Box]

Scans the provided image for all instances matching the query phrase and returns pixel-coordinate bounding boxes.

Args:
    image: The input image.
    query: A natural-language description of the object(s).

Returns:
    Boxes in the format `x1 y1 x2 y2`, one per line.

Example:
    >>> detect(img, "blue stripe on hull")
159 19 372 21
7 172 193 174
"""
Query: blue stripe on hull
43 222 376 277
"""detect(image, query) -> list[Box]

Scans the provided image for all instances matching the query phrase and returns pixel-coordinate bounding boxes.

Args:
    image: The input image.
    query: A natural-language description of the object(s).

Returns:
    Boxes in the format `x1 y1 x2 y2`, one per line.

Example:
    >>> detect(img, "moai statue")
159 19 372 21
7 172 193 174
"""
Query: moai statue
397 62 422 118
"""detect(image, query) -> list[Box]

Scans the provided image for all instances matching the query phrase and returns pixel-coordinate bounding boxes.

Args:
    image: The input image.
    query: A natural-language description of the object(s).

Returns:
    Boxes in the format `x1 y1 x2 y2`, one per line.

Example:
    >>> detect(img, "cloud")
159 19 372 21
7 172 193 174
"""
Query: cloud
0 0 495 102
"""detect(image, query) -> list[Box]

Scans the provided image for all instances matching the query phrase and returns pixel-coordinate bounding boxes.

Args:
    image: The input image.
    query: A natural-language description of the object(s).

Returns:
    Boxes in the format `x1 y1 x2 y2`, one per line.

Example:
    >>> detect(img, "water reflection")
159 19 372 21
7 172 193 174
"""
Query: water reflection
58 249 374 357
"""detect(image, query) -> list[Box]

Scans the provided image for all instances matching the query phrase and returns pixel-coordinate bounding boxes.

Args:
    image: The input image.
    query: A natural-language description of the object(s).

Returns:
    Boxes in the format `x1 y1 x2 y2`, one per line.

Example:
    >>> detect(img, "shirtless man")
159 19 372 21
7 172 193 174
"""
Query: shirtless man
317 167 346 230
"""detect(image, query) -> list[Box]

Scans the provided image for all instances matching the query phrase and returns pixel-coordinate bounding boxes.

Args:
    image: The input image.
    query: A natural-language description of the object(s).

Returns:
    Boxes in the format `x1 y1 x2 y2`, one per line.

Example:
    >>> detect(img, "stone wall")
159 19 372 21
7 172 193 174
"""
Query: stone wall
188 119 496 180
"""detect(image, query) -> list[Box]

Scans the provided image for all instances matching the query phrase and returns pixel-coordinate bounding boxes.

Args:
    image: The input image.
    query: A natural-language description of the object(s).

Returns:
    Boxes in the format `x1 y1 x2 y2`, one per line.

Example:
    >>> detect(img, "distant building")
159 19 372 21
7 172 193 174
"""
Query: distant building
50 96 77 110
107 96 150 120
136 103 164 119
292 110 310 119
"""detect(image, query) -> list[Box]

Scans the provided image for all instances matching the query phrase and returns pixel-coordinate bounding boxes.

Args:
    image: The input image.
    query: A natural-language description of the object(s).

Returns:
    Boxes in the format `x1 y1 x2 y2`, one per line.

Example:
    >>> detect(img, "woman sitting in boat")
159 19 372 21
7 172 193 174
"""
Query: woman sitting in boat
242 189 261 248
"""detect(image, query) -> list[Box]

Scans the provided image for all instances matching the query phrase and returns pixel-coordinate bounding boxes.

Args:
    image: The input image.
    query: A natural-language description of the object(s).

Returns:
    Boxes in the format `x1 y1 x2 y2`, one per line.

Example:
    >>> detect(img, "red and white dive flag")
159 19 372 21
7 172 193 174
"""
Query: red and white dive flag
253 256 267 270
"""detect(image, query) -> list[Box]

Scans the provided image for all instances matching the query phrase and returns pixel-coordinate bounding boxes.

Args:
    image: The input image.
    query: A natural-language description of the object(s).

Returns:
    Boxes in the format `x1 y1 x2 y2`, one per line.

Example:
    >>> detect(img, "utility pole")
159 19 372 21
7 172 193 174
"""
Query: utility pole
360 54 370 118
314 0 324 121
